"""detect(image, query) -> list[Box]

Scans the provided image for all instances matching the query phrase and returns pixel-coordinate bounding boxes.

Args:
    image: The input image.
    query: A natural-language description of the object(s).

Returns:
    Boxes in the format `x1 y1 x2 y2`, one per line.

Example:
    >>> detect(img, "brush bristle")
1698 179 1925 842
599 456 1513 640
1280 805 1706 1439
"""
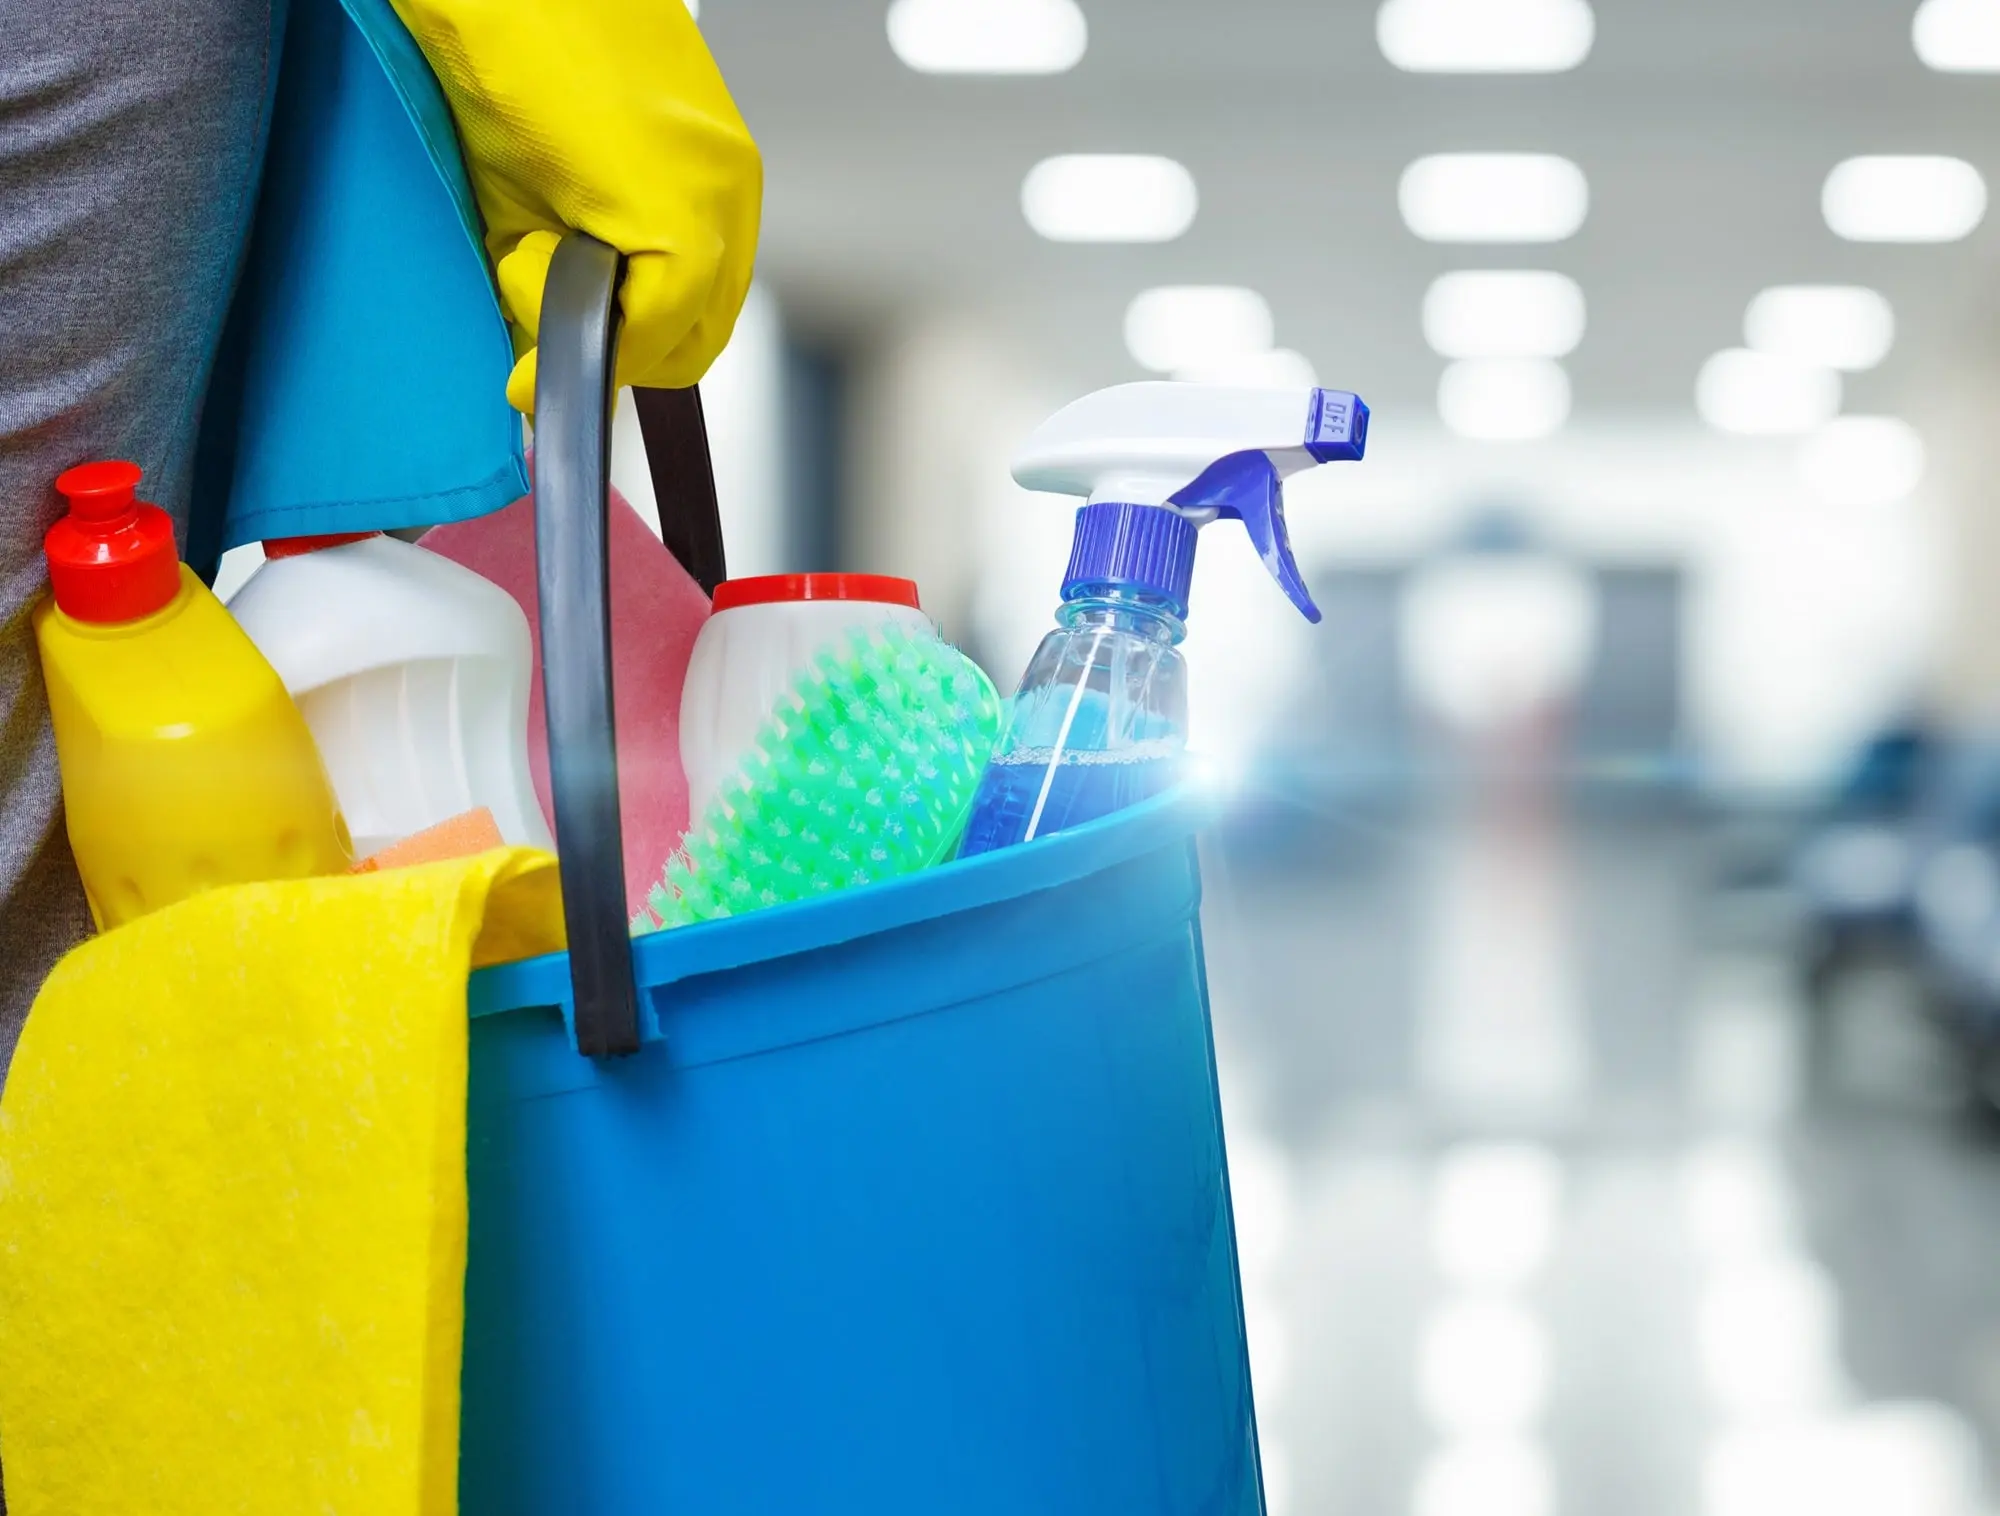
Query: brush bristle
633 625 1001 932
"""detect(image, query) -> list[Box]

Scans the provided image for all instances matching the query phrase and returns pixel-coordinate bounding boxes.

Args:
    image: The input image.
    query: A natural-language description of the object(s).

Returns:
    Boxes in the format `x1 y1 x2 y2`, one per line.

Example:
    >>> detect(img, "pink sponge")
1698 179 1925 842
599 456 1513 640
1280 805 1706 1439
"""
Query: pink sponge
421 481 710 915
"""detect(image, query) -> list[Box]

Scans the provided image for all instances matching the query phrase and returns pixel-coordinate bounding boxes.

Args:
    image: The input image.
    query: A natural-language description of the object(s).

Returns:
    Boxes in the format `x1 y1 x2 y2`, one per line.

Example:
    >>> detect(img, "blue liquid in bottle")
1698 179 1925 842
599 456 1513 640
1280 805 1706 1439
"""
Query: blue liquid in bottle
959 590 1187 856
959 747 1183 856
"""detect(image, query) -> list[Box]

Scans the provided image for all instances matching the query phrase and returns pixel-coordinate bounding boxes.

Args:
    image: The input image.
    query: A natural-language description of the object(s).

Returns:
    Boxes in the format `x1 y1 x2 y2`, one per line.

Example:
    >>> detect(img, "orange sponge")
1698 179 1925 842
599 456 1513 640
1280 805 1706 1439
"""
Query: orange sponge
351 807 506 874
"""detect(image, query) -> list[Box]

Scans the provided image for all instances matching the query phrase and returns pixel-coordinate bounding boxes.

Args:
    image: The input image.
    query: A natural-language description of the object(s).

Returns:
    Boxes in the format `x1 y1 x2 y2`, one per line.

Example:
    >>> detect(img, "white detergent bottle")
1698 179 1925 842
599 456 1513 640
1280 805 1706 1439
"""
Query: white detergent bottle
227 531 553 860
680 573 934 820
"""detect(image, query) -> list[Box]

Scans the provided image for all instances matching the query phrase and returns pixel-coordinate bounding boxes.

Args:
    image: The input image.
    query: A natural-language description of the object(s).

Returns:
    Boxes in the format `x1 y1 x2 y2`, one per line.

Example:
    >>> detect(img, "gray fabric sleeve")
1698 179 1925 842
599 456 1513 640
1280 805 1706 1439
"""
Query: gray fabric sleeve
0 0 279 1082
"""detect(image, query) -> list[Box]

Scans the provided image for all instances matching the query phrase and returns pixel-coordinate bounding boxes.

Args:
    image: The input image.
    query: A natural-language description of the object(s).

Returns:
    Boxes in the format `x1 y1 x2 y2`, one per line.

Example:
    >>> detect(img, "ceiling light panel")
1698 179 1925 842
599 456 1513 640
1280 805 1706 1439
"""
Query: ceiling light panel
1799 417 1927 506
1174 348 1319 389
1915 0 2000 71
1124 286 1275 374
1744 286 1894 372
1417 1298 1553 1433
1696 350 1840 436
1400 154 1589 244
1822 155 1986 243
887 0 1088 75
1021 154 1196 243
1378 0 1594 73
1424 271 1586 359
1431 1143 1565 1287
1414 1439 1557 1516
1437 358 1571 441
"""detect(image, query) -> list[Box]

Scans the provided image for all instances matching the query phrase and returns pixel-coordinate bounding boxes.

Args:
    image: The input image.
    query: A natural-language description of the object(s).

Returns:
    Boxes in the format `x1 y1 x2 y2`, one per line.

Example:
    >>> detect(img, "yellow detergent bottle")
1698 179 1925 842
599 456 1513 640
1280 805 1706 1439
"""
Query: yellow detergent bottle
33 461 353 928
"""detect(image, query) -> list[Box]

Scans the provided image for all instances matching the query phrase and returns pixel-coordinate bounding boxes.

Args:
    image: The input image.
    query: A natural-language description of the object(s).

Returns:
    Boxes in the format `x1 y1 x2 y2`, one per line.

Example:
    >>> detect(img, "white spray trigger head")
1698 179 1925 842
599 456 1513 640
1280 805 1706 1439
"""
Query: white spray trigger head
1011 381 1369 622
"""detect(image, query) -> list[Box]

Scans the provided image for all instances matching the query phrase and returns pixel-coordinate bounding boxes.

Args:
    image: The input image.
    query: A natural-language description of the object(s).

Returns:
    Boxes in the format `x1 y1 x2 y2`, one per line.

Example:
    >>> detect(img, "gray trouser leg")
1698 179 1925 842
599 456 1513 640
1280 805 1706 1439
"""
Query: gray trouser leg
0 0 277 1086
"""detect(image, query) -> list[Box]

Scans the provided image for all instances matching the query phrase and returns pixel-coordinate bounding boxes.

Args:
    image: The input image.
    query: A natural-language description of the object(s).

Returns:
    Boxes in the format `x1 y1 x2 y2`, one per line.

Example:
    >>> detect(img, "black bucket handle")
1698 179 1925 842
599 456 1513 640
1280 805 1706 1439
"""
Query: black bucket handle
534 231 725 1057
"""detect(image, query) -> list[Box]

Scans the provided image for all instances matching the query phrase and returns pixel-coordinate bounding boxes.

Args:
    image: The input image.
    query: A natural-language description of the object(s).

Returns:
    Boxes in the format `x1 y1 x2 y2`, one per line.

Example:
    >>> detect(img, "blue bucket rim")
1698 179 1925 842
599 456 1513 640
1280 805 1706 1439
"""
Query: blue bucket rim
468 787 1214 1023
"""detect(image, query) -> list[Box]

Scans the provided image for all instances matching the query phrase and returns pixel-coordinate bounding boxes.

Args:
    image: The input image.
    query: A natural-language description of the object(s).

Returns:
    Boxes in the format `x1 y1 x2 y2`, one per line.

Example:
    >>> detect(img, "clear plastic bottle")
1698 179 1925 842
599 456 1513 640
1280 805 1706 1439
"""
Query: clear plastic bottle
959 588 1188 855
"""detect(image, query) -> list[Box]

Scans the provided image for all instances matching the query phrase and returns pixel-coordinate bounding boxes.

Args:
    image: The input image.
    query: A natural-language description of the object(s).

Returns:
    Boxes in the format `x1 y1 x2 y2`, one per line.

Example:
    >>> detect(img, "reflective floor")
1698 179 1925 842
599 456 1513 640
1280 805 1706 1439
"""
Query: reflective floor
1203 780 2000 1516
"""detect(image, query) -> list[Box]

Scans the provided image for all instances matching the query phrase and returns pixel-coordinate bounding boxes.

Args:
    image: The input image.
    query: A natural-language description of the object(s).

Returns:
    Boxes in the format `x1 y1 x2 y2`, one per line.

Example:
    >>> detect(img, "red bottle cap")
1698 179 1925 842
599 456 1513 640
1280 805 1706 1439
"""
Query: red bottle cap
45 461 183 624
710 573 921 613
262 531 380 560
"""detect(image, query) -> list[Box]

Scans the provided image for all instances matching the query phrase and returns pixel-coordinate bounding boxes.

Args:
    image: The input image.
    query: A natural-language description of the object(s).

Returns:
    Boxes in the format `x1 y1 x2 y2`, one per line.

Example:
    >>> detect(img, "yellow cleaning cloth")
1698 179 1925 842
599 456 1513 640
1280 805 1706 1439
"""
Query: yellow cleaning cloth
0 847 564 1516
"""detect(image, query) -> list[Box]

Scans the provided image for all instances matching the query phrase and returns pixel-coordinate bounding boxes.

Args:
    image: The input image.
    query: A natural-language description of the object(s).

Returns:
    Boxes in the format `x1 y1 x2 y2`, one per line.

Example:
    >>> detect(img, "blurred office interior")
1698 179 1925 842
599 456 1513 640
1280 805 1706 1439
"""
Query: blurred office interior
673 3 2000 1512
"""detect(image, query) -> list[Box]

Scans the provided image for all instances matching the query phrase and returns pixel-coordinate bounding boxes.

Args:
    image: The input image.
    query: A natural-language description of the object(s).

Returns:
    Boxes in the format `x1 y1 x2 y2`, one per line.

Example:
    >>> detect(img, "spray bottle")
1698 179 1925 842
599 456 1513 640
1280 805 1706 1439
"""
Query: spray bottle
958 382 1369 856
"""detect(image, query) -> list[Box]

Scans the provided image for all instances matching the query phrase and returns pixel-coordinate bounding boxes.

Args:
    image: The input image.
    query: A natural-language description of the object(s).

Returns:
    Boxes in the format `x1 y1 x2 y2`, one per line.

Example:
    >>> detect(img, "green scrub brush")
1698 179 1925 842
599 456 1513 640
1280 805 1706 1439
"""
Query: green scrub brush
634 624 1002 931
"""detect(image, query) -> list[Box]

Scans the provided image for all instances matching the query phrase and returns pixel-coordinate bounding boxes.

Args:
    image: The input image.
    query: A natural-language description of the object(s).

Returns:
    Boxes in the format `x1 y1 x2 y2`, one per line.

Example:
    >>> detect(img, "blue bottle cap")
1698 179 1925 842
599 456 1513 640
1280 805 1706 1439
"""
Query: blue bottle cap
1060 501 1199 617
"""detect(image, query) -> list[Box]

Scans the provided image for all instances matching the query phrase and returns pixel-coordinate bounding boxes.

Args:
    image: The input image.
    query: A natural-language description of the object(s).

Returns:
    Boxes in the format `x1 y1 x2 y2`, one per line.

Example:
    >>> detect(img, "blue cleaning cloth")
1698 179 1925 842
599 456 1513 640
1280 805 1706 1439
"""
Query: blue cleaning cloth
189 0 526 570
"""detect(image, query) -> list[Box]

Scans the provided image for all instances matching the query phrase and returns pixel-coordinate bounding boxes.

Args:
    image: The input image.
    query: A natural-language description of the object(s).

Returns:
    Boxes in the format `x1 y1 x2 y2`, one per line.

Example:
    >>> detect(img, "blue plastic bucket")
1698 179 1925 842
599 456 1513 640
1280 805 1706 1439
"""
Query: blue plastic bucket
460 790 1263 1514
457 236 1263 1513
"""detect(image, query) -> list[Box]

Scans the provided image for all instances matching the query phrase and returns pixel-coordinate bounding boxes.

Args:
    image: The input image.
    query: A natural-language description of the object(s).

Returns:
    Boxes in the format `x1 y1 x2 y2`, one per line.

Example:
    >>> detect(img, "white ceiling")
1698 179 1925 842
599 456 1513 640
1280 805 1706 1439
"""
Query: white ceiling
702 0 2000 421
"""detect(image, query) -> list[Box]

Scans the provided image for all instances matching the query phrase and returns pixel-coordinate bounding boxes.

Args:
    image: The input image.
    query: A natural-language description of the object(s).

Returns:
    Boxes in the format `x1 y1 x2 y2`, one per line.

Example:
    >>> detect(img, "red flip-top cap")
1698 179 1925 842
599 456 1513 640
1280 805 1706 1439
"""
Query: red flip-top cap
45 461 183 624
710 573 921 613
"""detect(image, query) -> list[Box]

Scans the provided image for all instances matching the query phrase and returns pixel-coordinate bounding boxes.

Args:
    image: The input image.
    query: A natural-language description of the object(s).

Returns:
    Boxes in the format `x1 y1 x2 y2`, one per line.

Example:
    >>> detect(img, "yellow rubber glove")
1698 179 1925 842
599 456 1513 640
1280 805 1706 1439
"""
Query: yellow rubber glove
387 0 762 411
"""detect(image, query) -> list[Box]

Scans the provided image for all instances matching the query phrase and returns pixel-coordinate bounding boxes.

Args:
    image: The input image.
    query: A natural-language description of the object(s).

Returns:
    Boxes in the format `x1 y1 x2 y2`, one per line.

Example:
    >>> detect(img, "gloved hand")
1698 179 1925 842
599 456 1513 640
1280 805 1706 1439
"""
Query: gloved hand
387 0 762 411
